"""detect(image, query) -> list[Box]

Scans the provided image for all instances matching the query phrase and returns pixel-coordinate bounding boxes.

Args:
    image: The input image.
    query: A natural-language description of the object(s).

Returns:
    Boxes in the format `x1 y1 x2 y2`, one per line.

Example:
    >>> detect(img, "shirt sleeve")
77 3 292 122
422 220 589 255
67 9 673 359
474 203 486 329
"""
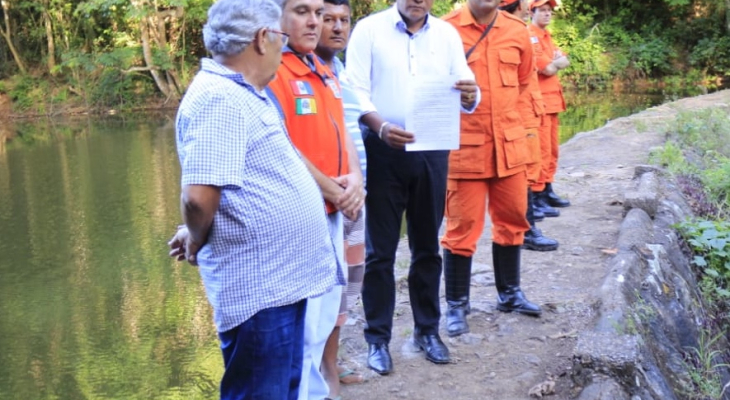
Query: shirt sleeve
177 92 247 189
345 19 378 116
518 27 535 88
445 23 480 114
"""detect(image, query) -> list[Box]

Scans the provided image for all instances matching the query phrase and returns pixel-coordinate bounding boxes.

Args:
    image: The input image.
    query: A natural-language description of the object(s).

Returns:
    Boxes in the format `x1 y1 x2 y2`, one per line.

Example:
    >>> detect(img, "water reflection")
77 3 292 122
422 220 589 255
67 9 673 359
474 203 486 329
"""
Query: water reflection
0 117 222 400
560 90 665 143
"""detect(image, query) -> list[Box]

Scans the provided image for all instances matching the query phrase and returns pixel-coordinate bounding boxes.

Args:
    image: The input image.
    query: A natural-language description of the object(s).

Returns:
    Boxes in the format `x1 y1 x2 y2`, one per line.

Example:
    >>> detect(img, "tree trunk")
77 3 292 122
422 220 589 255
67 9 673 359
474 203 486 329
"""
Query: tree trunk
43 8 56 74
140 16 178 100
726 0 730 35
1 0 27 74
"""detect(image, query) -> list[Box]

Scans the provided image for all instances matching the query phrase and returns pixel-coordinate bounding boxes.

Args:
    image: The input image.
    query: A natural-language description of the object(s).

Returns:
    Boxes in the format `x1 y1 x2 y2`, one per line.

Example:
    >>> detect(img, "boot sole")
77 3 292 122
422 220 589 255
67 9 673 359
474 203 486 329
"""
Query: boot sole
496 305 542 317
446 326 469 337
522 243 558 252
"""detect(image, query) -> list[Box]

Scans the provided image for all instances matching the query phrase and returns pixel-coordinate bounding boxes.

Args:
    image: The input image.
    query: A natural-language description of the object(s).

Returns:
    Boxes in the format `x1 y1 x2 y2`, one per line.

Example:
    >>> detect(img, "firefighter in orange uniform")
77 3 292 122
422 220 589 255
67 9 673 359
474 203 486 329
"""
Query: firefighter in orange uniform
500 0 559 251
528 0 571 216
441 0 542 338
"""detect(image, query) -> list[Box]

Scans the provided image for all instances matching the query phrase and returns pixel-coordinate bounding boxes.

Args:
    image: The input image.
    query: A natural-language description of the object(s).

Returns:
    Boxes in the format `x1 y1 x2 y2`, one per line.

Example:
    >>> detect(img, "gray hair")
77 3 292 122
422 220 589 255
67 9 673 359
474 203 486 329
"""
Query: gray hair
203 0 282 56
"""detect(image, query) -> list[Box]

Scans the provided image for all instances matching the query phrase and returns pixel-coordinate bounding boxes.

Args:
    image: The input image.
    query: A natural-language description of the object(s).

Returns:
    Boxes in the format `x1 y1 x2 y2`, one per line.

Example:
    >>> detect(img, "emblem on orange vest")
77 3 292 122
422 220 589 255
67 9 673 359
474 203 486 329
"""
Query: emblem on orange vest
295 98 317 115
290 80 314 96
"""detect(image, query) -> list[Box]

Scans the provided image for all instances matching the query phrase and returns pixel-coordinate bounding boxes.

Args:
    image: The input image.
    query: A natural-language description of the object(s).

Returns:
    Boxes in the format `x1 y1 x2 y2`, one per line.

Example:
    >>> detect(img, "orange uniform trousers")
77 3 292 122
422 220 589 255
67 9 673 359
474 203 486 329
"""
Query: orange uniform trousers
526 128 541 186
531 112 559 191
441 171 529 257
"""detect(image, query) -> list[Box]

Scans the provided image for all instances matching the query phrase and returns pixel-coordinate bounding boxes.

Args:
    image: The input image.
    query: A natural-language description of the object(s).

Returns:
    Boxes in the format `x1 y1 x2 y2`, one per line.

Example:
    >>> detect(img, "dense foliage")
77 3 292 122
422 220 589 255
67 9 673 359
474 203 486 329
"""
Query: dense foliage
0 0 728 112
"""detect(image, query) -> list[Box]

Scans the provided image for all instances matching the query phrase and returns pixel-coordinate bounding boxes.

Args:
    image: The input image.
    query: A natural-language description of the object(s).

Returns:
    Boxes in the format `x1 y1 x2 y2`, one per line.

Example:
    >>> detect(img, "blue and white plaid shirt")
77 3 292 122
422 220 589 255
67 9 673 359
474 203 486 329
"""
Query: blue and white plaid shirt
176 58 338 332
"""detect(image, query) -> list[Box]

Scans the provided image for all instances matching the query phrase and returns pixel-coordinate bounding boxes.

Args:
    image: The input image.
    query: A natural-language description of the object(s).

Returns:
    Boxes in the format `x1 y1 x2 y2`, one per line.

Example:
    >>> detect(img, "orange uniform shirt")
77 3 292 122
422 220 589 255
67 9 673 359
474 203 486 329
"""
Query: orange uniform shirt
527 24 566 114
268 52 349 214
442 9 535 179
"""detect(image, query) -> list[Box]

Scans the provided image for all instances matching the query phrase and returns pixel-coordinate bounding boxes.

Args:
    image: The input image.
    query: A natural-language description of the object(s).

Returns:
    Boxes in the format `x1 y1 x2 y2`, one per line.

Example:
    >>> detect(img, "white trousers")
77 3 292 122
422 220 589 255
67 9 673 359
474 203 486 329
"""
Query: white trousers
298 212 345 400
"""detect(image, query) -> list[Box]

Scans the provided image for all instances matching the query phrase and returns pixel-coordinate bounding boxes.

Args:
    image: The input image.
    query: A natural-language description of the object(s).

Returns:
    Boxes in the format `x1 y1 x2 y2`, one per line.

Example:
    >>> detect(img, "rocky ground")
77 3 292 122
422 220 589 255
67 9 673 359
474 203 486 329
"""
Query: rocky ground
337 89 730 400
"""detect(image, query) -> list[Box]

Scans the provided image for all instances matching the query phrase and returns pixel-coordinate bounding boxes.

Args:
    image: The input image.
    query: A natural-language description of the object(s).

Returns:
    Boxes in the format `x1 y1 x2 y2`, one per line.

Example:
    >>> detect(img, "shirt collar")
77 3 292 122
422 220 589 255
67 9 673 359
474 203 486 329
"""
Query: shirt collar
200 58 265 97
389 5 431 34
458 7 503 29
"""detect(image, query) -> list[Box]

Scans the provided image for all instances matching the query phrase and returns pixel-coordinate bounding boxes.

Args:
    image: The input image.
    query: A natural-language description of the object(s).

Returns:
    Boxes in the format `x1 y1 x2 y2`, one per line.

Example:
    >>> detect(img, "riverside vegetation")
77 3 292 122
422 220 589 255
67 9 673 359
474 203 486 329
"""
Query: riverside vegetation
650 108 730 400
0 0 729 115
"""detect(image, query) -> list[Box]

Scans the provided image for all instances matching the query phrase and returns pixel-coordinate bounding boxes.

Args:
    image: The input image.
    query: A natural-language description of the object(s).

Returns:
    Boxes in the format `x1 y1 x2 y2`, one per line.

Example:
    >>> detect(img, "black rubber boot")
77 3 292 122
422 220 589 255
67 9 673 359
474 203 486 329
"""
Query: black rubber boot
523 193 559 251
533 190 560 217
492 243 542 317
523 227 559 251
545 182 571 208
443 249 472 337
528 189 544 222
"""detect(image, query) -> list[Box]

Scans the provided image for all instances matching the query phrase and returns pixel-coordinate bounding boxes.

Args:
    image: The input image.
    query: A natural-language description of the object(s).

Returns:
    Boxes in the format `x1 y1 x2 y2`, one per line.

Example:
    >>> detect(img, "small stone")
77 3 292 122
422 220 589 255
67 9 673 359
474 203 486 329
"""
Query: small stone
525 353 542 366
457 332 484 345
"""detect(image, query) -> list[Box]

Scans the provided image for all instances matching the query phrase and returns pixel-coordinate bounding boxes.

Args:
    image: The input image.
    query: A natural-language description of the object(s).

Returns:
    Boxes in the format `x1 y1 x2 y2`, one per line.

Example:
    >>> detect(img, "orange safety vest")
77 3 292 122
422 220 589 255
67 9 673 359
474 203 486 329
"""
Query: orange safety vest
442 9 534 179
268 52 349 214
527 24 566 114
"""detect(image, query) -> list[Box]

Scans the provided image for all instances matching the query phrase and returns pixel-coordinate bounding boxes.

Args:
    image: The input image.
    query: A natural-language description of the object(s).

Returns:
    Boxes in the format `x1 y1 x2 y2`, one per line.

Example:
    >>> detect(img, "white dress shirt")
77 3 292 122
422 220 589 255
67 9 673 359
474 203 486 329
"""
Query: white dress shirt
345 5 479 129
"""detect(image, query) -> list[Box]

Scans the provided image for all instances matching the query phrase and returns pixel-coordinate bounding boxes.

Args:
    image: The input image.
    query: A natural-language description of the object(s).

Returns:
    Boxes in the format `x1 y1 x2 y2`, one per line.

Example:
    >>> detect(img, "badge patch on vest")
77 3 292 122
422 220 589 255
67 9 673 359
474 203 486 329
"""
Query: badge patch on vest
530 36 539 44
290 80 314 96
295 98 317 115
326 79 342 99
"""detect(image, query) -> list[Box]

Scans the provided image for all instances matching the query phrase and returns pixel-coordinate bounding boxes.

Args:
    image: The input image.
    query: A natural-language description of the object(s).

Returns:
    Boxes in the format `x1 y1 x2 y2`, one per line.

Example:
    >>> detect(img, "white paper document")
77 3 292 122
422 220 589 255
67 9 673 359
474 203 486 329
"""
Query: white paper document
405 75 461 152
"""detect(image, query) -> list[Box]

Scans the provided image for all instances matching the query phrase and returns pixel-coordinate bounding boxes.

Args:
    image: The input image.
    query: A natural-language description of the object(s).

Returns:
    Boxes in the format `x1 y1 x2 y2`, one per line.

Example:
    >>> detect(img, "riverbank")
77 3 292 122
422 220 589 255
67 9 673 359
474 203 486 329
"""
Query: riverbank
338 89 730 399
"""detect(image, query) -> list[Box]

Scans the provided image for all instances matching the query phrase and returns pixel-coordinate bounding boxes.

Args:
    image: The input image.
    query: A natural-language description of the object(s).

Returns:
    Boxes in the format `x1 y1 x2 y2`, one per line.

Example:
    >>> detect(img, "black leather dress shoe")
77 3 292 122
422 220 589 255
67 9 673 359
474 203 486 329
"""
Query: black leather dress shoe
412 333 450 364
367 343 393 375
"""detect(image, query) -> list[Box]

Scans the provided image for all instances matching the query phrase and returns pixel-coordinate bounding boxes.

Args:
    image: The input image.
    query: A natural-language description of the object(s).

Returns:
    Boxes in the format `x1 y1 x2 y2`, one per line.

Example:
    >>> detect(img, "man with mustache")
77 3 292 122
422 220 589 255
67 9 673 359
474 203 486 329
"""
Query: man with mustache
346 0 479 375
440 0 542 338
267 0 365 398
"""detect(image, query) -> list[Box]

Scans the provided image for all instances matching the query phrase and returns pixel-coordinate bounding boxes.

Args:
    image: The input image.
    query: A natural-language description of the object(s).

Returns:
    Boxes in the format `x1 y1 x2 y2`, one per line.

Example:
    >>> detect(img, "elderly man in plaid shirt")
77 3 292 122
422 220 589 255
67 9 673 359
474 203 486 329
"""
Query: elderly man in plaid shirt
169 0 339 398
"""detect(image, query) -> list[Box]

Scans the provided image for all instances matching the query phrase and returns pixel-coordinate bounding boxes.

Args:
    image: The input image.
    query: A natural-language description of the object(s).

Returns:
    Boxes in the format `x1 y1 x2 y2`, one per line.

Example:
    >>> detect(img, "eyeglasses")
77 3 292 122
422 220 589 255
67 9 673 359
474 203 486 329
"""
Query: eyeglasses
269 29 290 46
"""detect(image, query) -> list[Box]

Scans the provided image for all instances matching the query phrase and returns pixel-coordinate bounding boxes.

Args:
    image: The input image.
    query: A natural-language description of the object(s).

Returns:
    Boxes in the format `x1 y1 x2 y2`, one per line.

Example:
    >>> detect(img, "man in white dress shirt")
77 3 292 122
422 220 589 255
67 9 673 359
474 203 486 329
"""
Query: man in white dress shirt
345 0 479 375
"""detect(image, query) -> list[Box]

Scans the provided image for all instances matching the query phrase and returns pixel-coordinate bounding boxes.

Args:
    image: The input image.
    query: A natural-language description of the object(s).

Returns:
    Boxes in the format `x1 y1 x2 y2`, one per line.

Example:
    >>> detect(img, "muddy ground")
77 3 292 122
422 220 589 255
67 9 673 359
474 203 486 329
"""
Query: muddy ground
338 89 730 400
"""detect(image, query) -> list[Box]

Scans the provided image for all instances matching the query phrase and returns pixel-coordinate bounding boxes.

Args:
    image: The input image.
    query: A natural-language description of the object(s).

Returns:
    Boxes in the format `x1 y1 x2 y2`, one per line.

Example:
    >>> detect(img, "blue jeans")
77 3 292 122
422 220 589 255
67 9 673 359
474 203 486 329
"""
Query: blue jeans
218 299 307 400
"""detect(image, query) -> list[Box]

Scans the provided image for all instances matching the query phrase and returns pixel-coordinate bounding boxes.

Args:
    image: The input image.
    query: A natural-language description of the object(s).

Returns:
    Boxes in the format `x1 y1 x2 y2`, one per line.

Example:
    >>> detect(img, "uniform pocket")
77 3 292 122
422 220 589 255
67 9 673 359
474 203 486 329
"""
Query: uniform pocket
498 49 521 87
450 132 485 174
503 126 528 169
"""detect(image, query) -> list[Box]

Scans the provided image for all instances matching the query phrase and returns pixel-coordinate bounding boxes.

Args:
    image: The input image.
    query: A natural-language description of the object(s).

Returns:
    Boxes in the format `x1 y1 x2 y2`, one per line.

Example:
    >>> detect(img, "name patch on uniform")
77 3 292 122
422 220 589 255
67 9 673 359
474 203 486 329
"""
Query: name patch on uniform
326 79 342 99
530 36 539 44
295 98 317 115
290 80 314 96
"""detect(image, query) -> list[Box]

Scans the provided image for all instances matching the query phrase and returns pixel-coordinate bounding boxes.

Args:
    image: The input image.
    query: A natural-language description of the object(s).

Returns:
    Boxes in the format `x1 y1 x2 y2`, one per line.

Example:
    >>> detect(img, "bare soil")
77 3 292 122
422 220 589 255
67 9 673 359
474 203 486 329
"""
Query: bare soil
338 89 730 400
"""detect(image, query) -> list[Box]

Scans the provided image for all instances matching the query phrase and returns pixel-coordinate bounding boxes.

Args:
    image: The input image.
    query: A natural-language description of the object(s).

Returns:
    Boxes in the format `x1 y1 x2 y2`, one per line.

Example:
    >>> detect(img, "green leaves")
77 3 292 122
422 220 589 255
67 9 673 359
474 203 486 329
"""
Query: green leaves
679 219 730 297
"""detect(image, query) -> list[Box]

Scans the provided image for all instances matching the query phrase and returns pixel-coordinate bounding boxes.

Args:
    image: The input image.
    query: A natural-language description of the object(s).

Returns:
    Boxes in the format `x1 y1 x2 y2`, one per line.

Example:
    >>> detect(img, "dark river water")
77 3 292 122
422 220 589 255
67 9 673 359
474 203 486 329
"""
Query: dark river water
0 90 677 399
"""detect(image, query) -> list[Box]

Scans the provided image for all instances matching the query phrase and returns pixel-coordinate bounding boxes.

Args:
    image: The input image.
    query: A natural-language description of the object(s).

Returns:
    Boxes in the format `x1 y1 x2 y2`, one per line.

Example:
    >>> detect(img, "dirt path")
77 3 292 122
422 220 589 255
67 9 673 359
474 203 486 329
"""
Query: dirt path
338 89 730 400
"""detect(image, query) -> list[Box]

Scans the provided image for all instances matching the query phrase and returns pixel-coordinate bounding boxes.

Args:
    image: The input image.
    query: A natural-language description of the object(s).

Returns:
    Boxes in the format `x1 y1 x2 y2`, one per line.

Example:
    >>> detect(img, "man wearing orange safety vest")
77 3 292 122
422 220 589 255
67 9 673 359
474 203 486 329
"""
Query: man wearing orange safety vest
442 0 542 338
266 0 365 397
500 0 559 252
528 0 571 216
